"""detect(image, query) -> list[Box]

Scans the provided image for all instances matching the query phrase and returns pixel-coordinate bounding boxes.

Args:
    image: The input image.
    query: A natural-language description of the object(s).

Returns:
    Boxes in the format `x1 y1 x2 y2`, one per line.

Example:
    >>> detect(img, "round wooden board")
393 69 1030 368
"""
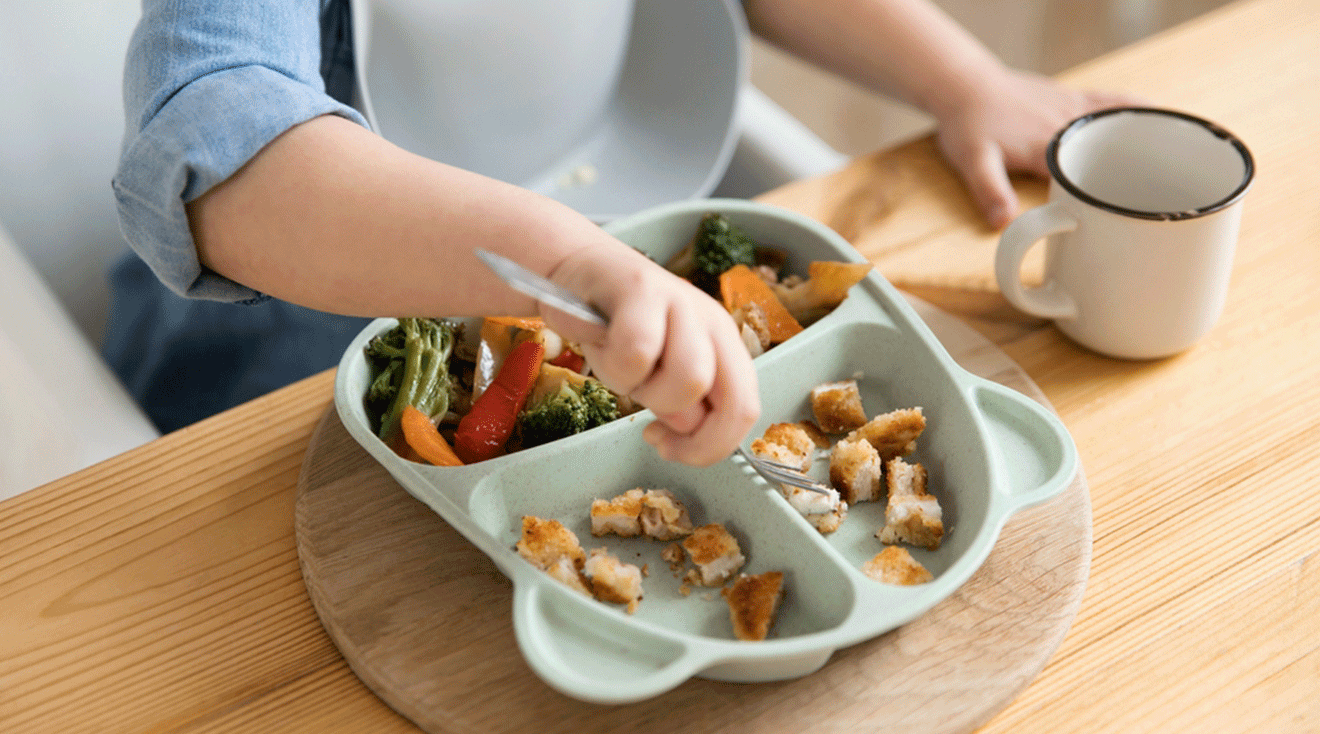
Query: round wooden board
295 296 1091 734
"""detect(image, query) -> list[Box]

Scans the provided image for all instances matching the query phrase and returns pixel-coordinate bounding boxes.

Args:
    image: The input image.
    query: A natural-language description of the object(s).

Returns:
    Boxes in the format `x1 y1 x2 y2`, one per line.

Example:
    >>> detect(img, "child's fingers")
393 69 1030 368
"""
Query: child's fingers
653 403 706 436
579 284 668 396
626 300 717 423
948 137 1017 228
645 320 760 466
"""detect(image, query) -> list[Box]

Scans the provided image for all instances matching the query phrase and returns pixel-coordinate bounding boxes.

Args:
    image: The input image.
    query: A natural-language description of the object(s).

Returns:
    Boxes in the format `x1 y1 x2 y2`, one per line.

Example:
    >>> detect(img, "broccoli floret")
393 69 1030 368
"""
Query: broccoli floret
579 379 619 427
691 212 756 294
365 317 457 443
516 378 621 449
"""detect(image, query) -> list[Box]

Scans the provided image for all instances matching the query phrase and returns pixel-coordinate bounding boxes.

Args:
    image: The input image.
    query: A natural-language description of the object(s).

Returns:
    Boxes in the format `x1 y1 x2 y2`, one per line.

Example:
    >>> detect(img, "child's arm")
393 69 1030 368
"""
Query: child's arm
743 0 1140 227
187 115 760 466
119 2 757 466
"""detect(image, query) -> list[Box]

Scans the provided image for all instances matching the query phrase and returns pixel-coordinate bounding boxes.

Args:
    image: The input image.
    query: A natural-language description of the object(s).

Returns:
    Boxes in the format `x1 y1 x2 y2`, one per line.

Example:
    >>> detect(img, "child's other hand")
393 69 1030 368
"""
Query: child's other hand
542 242 761 467
934 69 1144 229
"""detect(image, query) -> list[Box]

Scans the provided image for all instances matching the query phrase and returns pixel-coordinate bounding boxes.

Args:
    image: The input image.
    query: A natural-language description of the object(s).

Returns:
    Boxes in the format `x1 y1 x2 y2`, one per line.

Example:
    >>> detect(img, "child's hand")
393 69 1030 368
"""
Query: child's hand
933 69 1144 228
541 241 761 467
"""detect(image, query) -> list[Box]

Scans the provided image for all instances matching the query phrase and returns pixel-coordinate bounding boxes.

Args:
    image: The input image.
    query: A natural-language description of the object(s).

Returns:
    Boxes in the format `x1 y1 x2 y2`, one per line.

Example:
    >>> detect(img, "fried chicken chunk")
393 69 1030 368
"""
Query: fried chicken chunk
810 380 868 433
516 516 586 571
750 421 817 473
583 548 645 614
682 523 746 587
724 572 785 641
862 546 933 585
846 407 925 461
875 458 943 550
829 436 883 504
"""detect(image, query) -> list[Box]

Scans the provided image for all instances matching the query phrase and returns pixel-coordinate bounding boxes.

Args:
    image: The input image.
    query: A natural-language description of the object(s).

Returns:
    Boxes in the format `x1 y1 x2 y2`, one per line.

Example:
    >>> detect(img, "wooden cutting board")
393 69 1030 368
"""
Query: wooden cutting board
294 296 1091 734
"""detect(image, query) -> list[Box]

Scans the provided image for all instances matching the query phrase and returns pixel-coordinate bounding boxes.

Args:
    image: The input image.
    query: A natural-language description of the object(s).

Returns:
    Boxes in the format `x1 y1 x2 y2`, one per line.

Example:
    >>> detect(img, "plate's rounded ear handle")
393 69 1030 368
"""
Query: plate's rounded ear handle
971 380 1079 510
511 580 713 704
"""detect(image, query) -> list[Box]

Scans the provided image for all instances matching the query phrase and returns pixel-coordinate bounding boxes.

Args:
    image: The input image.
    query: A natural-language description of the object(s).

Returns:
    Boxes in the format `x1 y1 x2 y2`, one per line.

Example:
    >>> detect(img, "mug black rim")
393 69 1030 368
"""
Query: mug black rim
1045 106 1256 221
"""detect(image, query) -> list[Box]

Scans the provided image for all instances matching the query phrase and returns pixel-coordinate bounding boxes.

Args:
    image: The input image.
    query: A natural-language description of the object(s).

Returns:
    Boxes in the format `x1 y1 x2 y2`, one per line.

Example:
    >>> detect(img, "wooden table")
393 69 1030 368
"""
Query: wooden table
3 0 1318 730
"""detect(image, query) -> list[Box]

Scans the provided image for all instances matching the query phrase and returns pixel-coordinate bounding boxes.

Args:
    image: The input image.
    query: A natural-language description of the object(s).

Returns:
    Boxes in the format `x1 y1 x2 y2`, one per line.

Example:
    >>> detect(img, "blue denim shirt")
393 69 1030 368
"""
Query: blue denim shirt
107 0 373 432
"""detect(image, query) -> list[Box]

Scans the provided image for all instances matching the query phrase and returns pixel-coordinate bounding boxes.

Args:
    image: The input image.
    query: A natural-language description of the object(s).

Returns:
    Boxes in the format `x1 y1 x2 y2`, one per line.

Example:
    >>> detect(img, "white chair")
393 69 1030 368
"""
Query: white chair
0 1 160 500
0 220 159 501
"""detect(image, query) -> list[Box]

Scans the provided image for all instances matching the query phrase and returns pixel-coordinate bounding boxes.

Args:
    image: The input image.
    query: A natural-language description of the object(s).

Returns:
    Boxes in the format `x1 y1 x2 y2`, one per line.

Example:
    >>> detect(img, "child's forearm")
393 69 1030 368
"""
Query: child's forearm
187 114 611 319
743 0 1007 121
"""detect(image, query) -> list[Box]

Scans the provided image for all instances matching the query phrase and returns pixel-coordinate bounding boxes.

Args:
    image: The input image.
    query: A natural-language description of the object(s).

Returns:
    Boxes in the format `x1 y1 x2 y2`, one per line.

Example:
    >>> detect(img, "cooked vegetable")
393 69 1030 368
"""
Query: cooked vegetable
454 340 545 463
365 317 458 444
483 316 544 331
719 264 804 344
517 374 621 449
548 347 586 373
668 212 758 295
770 261 874 325
400 405 465 466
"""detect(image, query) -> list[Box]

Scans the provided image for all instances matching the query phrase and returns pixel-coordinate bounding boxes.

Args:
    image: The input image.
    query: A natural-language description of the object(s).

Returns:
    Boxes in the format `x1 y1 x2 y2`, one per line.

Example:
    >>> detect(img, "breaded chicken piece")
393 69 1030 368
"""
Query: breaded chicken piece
682 524 746 587
639 489 694 540
829 437 883 504
750 422 817 472
846 407 925 460
749 439 808 474
590 488 646 537
810 380 868 433
516 516 586 570
723 572 785 641
583 548 644 614
876 458 943 550
732 301 771 357
544 556 593 596
862 546 933 585
782 485 847 534
796 419 832 449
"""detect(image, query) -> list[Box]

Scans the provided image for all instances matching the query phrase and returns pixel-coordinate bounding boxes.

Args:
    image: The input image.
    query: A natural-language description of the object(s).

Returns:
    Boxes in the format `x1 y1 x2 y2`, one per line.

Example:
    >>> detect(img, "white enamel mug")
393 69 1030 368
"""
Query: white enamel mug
995 107 1254 359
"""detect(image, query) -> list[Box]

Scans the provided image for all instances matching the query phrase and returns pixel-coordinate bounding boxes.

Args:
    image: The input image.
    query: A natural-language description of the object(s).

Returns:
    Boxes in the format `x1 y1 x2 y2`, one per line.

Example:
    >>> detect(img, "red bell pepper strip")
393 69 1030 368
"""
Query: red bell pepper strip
548 347 585 374
454 340 545 463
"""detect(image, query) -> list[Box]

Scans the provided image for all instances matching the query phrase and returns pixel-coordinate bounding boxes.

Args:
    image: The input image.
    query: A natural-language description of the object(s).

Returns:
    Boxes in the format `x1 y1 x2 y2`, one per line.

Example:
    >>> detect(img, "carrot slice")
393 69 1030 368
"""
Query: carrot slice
719 264 803 343
400 405 465 466
806 261 873 303
483 316 544 331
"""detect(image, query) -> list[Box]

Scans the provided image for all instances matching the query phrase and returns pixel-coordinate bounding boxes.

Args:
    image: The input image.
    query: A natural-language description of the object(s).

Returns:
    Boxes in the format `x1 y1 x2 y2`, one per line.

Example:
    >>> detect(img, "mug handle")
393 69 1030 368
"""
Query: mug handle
994 201 1080 319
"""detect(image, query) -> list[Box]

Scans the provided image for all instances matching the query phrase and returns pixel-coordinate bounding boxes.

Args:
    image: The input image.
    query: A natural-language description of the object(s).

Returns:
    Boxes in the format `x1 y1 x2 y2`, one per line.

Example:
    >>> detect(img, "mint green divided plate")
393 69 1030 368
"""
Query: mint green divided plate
332 199 1079 705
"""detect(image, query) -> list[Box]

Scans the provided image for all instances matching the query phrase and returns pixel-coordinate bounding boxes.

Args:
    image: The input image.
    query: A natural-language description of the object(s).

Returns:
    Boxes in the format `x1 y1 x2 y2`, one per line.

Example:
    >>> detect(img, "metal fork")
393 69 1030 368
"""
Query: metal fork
476 247 834 495
735 446 835 495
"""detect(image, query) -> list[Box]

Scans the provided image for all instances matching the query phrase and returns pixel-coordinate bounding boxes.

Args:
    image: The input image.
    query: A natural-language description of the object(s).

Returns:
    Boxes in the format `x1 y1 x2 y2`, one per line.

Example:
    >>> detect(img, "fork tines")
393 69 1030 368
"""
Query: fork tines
735 447 834 495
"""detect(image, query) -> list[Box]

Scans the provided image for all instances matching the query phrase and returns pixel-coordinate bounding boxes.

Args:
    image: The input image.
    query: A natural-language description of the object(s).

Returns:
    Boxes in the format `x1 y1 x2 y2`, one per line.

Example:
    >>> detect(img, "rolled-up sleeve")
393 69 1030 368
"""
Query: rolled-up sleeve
113 0 368 302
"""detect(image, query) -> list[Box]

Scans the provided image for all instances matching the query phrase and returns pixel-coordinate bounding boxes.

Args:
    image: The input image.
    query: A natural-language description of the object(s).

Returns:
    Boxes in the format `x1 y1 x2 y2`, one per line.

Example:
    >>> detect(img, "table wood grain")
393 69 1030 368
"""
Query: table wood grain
2 0 1318 731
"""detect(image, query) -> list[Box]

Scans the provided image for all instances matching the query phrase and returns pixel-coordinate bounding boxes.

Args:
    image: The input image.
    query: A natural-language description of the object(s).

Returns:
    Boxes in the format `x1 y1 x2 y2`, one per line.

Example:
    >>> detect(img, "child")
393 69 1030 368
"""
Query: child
111 0 1135 466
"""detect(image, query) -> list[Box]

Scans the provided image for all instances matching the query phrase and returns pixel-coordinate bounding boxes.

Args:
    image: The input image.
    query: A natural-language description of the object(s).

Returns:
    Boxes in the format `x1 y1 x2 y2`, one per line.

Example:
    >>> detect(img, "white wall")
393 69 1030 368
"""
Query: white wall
0 0 142 346
749 0 1236 160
